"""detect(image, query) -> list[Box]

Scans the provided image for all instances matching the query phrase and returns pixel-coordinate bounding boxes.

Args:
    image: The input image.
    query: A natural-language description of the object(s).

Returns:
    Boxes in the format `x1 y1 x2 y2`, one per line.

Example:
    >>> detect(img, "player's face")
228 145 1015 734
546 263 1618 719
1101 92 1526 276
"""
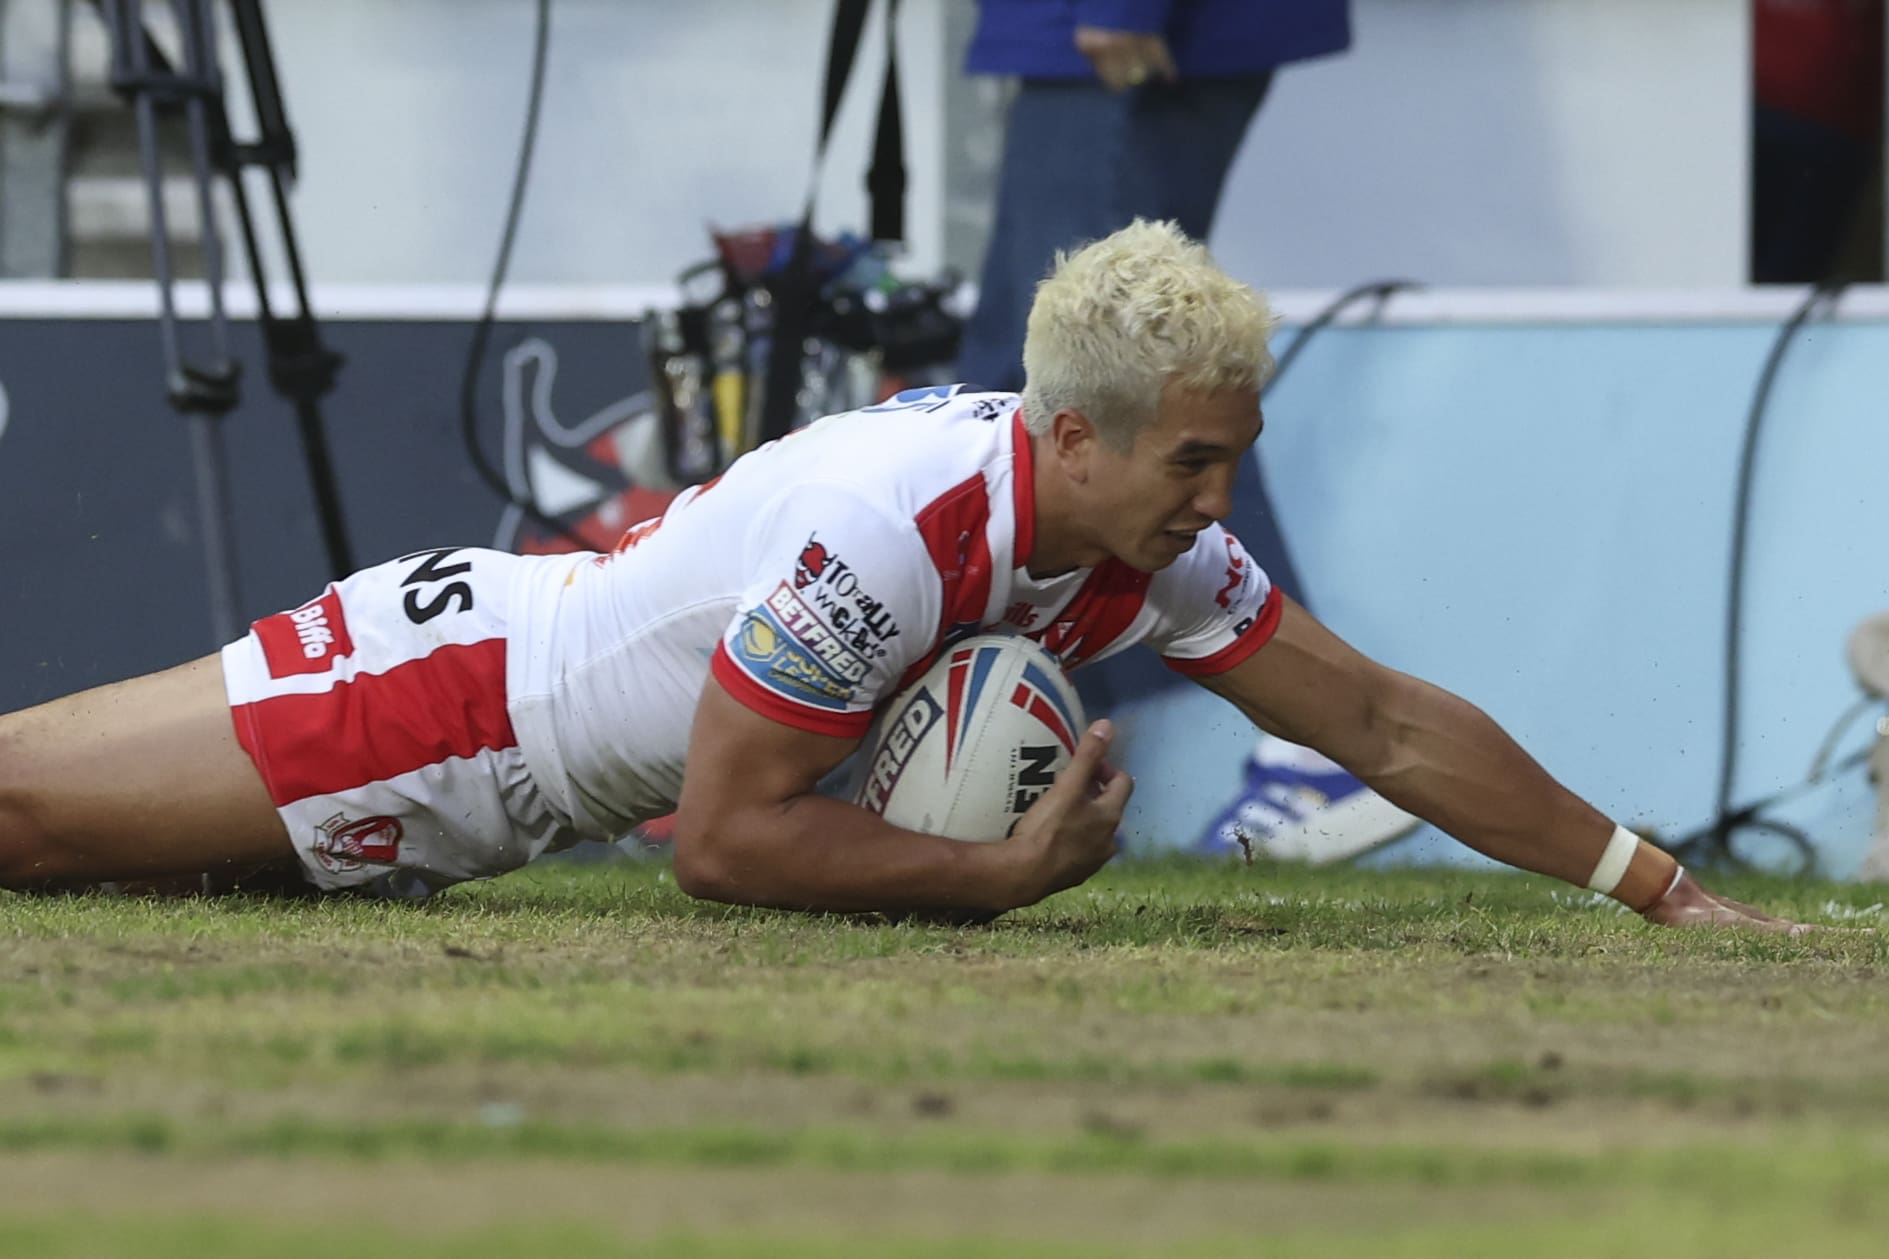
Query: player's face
1087 383 1264 572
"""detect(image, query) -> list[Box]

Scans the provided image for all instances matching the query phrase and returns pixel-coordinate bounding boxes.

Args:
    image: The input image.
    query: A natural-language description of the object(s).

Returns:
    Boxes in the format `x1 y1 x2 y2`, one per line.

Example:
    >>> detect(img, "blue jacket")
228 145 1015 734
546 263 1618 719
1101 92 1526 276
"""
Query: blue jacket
966 0 1351 79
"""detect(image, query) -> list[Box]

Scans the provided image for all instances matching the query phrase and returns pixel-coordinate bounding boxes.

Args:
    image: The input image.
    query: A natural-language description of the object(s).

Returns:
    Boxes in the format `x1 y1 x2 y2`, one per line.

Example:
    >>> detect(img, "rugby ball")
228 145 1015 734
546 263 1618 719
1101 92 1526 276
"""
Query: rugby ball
853 633 1087 841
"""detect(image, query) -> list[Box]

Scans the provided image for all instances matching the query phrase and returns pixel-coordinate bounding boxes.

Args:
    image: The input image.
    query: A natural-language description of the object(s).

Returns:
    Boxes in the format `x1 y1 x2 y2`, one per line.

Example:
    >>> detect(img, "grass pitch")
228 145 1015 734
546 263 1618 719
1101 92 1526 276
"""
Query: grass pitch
2 857 1886 1256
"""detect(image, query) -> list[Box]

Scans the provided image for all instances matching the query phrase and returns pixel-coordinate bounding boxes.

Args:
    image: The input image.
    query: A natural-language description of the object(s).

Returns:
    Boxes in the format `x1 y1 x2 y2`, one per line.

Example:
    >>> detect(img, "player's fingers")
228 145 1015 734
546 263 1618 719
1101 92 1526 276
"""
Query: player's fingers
1059 720 1114 781
1713 893 1791 924
1092 767 1134 820
1681 901 1853 936
1704 895 1852 934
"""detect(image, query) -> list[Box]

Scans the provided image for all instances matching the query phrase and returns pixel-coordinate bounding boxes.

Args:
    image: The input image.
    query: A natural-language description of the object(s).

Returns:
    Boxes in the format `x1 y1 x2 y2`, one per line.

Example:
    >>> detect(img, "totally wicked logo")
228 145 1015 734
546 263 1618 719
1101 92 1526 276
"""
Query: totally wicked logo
794 537 833 589
792 533 900 654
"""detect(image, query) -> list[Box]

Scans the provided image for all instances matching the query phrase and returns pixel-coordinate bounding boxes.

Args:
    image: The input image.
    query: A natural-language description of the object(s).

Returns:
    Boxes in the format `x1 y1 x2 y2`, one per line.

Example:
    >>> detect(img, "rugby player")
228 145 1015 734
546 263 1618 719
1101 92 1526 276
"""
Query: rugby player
0 221 1808 932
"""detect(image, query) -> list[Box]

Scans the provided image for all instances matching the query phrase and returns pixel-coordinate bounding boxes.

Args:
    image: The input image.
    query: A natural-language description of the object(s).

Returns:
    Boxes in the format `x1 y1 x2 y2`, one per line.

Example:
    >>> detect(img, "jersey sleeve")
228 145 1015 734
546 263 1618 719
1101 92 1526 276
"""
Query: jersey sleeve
1143 524 1284 677
709 485 938 738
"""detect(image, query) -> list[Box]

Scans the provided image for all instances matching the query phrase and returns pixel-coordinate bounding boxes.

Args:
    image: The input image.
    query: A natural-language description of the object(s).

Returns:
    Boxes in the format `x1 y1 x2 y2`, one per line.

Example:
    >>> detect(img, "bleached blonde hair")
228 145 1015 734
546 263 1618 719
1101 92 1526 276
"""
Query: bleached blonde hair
1020 219 1276 449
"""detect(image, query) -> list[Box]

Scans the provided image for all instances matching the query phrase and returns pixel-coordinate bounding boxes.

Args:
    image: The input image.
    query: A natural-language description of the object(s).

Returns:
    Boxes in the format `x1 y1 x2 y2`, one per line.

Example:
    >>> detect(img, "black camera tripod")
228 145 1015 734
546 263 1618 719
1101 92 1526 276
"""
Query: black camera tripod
96 0 352 642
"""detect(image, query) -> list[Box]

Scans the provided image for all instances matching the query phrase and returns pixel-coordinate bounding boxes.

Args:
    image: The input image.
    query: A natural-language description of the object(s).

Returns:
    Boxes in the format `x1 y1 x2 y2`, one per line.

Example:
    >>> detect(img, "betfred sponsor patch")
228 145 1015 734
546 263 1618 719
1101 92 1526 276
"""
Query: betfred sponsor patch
255 587 355 677
731 603 860 710
764 583 869 683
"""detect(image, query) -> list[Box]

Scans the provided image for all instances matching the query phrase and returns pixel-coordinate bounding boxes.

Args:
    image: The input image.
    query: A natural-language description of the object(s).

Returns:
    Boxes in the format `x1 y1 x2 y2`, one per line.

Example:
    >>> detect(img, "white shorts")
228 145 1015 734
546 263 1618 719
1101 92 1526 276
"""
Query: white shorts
221 547 577 892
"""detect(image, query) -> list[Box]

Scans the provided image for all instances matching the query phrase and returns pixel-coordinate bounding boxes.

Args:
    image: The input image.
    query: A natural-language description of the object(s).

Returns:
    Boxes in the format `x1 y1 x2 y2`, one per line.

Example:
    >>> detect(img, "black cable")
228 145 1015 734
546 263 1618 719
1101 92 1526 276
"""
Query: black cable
1269 278 1863 875
1666 280 1849 874
456 0 590 548
1662 734 1870 877
1263 279 1420 399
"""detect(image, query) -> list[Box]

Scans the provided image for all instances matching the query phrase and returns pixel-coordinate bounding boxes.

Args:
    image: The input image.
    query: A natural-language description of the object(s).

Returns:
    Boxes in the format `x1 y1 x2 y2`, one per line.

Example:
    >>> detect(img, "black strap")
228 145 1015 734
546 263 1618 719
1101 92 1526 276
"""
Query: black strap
867 16 906 243
812 0 904 241
759 0 906 445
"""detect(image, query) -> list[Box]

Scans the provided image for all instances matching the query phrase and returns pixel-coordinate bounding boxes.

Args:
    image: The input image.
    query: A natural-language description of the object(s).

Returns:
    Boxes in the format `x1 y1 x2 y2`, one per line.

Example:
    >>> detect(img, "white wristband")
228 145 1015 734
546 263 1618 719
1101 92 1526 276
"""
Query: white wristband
1585 824 1640 895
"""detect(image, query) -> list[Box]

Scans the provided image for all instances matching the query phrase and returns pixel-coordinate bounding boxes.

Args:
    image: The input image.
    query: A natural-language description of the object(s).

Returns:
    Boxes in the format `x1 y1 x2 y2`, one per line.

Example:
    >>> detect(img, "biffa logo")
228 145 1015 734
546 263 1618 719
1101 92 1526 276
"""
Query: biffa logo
255 587 355 678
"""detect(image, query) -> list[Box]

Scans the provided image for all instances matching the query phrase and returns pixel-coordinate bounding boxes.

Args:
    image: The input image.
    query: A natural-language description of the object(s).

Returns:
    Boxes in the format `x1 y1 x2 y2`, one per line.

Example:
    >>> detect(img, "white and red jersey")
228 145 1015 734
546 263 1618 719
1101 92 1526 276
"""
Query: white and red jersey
505 386 1281 841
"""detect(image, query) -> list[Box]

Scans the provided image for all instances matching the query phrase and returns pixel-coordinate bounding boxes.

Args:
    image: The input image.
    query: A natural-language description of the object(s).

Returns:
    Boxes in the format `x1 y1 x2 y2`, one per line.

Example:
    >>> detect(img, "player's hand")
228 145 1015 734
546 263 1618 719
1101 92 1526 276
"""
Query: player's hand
1007 719 1134 904
1640 869 1820 935
1074 26 1178 92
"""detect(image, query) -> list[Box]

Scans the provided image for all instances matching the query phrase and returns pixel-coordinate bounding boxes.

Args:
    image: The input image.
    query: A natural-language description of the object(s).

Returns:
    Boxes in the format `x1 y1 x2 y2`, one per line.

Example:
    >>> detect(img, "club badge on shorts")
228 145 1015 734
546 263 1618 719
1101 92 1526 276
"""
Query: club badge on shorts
312 812 404 874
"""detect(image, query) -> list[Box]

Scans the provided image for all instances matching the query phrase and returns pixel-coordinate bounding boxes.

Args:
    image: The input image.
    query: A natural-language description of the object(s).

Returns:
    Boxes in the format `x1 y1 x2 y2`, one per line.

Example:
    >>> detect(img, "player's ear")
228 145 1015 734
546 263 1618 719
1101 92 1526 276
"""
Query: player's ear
1049 407 1098 481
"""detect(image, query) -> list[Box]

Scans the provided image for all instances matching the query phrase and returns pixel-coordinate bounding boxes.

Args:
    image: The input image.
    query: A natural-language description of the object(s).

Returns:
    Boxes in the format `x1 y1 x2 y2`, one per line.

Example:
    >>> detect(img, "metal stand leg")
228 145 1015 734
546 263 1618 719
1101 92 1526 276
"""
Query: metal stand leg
97 0 353 646
187 411 242 640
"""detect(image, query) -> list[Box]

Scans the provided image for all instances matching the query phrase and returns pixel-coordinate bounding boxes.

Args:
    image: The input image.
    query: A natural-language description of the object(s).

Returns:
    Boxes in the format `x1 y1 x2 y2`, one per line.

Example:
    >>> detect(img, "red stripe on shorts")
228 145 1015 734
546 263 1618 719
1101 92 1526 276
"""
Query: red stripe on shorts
232 637 515 806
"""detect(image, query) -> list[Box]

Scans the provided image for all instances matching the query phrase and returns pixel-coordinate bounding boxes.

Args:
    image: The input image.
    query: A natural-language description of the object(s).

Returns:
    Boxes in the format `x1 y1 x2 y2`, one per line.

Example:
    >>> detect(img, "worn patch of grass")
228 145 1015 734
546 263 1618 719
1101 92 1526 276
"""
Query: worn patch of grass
0 1110 1884 1191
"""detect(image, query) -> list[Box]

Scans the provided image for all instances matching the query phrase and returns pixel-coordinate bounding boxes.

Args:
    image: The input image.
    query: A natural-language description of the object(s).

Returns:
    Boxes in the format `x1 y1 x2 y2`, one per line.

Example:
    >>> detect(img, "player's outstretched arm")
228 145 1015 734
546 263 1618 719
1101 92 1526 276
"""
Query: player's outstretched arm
672 676 1130 914
1197 597 1813 933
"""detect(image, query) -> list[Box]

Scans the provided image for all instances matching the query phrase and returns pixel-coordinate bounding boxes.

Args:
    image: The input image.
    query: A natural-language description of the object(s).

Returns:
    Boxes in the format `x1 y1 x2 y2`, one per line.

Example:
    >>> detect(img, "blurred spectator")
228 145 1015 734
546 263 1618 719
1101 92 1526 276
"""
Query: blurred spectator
956 0 1350 615
957 0 1352 393
1752 0 1884 283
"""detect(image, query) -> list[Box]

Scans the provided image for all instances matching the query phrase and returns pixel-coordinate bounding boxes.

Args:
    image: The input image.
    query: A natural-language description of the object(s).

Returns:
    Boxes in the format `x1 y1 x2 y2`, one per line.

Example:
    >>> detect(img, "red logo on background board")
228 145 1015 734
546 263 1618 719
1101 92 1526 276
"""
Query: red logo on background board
312 813 404 874
255 587 355 678
795 538 832 589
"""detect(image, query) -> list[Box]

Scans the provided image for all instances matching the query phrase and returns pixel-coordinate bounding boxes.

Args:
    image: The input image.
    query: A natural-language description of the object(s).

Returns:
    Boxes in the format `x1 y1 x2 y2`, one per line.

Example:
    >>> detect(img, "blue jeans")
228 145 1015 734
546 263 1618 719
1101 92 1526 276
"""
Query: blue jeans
959 73 1311 660
958 74 1272 393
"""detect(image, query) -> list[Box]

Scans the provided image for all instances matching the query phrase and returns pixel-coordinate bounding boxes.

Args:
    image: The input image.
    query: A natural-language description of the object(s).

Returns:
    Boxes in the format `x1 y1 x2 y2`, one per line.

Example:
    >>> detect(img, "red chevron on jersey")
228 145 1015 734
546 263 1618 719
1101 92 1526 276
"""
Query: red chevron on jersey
1033 560 1153 667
